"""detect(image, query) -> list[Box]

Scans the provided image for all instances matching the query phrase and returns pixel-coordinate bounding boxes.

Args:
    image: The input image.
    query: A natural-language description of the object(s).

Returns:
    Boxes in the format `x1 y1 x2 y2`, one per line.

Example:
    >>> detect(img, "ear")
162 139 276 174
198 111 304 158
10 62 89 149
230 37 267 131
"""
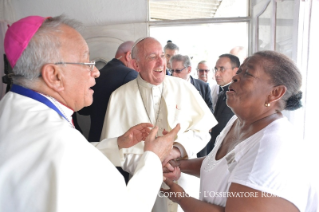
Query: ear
41 64 65 92
125 51 131 61
268 85 287 104
187 66 192 74
131 59 140 73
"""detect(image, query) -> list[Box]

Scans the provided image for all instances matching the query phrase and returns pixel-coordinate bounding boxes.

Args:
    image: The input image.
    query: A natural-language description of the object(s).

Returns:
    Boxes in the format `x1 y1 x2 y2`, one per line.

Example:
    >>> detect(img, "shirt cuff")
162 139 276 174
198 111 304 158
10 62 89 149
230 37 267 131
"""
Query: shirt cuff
91 137 124 166
173 142 187 158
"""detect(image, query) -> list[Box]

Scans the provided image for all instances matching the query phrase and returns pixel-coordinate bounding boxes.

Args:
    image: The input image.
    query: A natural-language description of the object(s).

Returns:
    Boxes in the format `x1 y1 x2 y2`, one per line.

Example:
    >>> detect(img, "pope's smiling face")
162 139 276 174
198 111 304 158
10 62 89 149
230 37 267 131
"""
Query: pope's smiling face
133 38 166 85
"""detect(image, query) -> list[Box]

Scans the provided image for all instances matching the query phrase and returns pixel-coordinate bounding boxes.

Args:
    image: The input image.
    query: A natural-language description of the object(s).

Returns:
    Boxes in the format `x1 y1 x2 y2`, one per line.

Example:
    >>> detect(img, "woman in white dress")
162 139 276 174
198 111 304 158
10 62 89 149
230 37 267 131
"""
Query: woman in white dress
162 51 318 212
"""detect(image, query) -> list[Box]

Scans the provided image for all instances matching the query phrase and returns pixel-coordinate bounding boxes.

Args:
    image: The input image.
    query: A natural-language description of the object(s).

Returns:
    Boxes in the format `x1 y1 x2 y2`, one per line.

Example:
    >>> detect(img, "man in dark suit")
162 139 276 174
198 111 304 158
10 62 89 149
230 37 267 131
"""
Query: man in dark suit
207 54 240 153
170 54 213 157
78 41 137 183
78 41 137 142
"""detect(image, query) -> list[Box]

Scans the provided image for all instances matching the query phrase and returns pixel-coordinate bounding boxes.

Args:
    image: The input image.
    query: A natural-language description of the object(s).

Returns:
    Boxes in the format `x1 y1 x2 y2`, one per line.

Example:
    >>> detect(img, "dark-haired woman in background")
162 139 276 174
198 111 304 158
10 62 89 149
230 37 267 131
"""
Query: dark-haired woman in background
162 51 318 212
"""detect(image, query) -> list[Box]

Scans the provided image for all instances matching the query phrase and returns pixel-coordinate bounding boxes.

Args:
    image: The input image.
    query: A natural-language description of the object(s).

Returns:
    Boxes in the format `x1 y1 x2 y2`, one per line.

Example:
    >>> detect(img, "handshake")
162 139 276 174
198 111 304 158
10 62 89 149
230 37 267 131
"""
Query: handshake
116 123 186 203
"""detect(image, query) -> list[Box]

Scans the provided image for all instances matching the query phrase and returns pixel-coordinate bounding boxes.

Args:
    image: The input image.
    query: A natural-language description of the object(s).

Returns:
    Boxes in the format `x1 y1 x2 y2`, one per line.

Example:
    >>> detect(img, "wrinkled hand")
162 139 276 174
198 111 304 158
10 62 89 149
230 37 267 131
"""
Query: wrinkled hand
163 166 181 181
144 124 181 162
117 123 153 149
162 147 181 168
161 178 188 204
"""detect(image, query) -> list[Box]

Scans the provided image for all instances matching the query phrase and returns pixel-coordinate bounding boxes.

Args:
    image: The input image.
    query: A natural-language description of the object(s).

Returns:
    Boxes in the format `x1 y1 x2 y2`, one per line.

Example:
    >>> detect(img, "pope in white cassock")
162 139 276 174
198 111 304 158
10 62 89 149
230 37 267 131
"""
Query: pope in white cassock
0 16 181 212
100 37 218 212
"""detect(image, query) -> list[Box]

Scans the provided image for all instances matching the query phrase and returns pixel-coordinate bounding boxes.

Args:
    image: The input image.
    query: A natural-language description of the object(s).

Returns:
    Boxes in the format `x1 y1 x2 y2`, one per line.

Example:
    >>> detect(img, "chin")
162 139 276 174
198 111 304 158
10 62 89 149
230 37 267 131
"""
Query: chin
84 98 94 107
225 97 235 109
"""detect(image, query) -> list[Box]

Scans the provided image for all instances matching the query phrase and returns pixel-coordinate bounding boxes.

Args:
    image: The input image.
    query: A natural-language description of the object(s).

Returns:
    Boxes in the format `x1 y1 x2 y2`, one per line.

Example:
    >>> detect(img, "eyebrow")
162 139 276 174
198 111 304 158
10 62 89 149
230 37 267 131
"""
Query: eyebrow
246 64 254 70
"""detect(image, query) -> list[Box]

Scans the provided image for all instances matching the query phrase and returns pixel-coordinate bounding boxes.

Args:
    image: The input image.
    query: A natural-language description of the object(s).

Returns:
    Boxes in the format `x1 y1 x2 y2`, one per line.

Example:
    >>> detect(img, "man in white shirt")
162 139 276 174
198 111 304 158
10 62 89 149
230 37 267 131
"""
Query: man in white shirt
101 37 217 212
0 15 180 212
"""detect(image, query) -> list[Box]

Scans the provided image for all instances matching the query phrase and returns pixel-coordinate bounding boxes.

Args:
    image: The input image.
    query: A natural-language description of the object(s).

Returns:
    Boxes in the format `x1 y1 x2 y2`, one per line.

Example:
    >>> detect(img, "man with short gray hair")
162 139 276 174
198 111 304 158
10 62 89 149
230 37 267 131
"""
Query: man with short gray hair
170 55 214 157
170 55 213 114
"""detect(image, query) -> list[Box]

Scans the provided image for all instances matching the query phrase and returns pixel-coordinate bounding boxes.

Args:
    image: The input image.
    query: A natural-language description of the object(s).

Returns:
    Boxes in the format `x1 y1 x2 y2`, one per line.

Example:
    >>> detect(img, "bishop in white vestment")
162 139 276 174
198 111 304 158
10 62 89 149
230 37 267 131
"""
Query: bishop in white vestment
0 16 179 212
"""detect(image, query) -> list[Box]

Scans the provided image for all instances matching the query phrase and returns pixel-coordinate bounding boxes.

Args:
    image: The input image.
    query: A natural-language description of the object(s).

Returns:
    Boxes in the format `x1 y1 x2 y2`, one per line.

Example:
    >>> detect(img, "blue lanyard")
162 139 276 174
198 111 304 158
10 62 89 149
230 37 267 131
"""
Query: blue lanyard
10 84 70 122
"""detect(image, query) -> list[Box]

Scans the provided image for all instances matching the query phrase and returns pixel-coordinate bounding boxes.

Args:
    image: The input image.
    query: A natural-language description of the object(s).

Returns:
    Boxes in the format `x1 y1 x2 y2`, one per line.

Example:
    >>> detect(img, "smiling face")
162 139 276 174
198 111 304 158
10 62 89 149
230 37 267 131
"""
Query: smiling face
58 25 100 111
132 38 166 85
226 55 274 116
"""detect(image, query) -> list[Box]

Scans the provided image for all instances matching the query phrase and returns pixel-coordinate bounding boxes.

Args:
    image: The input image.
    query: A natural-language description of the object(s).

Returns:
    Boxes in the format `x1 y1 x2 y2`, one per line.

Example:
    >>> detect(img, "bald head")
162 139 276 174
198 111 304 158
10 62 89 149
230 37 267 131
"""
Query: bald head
115 41 135 69
131 37 160 60
115 41 134 58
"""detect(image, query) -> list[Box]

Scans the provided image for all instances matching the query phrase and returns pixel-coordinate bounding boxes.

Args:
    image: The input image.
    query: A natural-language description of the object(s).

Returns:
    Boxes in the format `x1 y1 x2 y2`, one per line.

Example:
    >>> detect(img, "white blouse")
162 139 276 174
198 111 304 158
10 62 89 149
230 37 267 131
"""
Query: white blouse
200 116 318 212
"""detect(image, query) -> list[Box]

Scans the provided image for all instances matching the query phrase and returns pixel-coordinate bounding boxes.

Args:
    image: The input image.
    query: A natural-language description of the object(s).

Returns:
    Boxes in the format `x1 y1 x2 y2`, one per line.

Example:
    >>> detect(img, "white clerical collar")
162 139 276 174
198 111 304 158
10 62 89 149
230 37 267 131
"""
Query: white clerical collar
186 75 191 83
221 82 232 88
137 74 163 90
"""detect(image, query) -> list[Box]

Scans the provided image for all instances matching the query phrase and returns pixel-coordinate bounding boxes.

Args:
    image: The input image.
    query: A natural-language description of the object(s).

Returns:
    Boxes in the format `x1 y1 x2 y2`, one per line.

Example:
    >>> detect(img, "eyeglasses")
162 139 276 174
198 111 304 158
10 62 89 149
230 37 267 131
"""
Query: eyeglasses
198 69 210 73
52 60 96 71
214 67 232 73
171 67 187 74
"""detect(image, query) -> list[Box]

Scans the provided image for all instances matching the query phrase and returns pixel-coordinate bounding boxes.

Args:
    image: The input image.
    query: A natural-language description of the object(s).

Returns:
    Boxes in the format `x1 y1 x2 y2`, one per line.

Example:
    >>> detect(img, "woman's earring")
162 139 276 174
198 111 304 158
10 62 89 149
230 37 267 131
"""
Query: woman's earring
265 103 270 107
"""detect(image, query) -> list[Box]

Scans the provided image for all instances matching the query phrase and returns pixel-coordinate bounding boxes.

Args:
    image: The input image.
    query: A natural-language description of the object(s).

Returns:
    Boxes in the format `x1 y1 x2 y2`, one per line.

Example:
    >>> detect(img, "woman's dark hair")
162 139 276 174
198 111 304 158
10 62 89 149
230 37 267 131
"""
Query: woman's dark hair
164 40 179 51
254 51 302 111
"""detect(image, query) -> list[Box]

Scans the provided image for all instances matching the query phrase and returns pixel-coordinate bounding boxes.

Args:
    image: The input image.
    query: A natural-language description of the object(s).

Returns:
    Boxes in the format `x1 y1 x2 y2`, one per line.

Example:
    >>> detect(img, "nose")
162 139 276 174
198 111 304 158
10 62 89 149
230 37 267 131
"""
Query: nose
91 66 100 78
157 55 165 66
215 70 220 77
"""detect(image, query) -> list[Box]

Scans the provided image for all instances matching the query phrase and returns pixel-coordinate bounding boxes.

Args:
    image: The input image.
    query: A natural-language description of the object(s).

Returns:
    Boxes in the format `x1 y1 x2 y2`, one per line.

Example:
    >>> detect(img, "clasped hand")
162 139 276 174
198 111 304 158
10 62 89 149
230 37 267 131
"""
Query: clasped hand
163 159 181 181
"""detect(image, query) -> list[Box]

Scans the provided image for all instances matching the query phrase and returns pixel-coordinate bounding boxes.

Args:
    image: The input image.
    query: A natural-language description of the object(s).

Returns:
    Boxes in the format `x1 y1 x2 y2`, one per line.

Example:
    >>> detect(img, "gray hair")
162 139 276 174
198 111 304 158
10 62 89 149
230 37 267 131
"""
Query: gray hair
170 54 191 68
164 40 179 52
12 15 81 86
197 60 210 69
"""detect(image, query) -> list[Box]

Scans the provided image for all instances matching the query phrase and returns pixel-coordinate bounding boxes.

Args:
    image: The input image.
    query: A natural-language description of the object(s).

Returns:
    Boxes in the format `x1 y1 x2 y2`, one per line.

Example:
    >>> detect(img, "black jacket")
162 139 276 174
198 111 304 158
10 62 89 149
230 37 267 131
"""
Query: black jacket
207 84 234 153
189 76 214 157
78 58 138 142
190 76 214 113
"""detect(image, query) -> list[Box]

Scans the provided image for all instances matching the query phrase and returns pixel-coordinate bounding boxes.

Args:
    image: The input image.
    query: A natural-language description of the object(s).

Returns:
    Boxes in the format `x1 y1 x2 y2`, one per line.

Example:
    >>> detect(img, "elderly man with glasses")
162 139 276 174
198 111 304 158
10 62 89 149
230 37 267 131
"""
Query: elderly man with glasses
0 16 182 212
206 54 240 153
170 55 213 114
196 60 219 110
170 55 214 158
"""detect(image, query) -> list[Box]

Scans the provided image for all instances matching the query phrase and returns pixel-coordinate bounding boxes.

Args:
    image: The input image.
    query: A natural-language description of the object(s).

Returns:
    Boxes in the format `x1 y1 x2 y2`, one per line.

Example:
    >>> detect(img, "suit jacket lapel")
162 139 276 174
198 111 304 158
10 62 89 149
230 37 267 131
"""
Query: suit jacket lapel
214 85 229 116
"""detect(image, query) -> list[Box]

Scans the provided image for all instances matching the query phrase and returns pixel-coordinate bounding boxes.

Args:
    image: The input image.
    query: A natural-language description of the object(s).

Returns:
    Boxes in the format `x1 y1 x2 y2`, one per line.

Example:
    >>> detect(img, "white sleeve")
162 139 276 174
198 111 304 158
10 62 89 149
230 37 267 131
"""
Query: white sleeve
91 138 148 175
126 151 163 211
174 130 211 158
91 139 163 212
